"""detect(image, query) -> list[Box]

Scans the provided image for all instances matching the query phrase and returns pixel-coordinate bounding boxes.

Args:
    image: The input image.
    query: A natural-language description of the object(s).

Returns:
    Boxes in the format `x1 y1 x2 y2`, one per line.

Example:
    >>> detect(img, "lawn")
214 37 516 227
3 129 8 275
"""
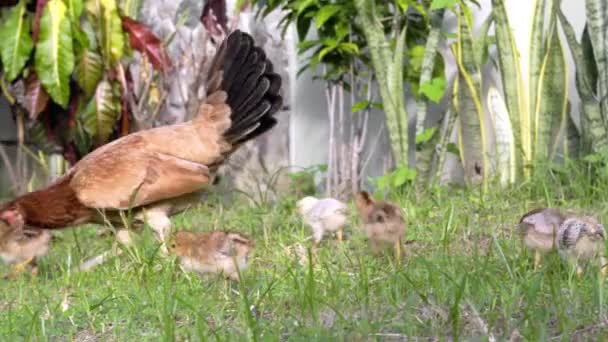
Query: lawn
2 166 608 340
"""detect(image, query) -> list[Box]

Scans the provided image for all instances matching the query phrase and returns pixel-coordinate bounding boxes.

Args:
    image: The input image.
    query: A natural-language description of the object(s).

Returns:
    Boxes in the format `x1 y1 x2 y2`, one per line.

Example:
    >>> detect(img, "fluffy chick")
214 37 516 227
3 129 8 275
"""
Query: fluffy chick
556 216 607 277
170 230 254 281
0 220 51 277
355 191 405 260
296 196 348 246
518 208 567 269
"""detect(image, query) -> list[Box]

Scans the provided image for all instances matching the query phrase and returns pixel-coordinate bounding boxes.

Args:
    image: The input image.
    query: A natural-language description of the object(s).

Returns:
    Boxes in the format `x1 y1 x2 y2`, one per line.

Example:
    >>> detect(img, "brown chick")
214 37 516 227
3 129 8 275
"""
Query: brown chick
0 30 282 257
556 216 607 277
518 208 568 269
170 230 254 281
355 191 406 261
0 219 51 278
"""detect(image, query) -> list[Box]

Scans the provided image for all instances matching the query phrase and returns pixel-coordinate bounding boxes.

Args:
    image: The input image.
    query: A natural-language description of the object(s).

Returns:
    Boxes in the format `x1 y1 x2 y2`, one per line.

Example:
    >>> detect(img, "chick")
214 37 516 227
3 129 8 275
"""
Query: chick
518 208 567 269
556 216 607 277
0 221 51 278
170 230 254 281
355 191 405 261
296 196 348 246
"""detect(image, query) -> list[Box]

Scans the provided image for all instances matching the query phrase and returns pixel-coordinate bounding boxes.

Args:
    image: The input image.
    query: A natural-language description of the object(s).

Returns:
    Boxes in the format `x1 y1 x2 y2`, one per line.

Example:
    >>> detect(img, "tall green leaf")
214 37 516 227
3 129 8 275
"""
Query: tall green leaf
455 9 488 191
119 0 142 18
64 0 83 21
558 10 608 152
488 86 515 186
533 23 568 161
0 0 34 82
87 0 124 65
580 26 598 95
75 49 103 97
81 78 120 145
492 0 529 177
354 0 408 164
35 0 75 107
387 25 408 161
432 107 457 185
528 0 547 140
101 0 124 64
564 112 581 159
415 10 445 179
585 0 608 123
65 0 87 55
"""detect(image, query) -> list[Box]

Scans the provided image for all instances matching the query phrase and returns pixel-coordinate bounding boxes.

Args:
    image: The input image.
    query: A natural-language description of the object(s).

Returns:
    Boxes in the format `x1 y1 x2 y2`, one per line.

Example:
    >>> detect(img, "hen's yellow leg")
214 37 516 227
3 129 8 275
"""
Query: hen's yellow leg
336 229 343 243
600 256 608 278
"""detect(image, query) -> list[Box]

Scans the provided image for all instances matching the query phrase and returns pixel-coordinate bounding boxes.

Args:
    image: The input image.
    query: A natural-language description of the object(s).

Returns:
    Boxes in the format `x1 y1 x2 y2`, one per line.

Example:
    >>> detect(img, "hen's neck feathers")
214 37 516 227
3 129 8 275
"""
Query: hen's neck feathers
8 174 93 229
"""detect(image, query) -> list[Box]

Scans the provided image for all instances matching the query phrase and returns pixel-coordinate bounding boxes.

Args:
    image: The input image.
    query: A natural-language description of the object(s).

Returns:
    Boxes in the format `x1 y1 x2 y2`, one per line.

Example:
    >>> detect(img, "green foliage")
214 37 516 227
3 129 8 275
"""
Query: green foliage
371 164 417 190
415 127 436 145
253 0 460 187
81 78 121 145
74 49 104 97
533 20 568 161
454 6 488 191
87 0 125 66
430 0 459 10
419 77 446 103
35 0 75 107
0 0 169 163
0 0 34 82
558 10 608 154
585 0 608 125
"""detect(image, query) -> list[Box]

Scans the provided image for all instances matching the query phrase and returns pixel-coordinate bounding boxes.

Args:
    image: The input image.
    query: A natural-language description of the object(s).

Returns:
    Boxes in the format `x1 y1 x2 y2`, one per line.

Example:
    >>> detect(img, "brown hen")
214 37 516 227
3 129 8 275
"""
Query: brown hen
0 30 282 264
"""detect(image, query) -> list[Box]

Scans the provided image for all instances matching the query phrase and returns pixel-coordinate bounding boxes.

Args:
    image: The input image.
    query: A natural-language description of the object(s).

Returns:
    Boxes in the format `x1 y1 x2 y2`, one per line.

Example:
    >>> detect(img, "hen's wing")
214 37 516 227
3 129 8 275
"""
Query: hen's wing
69 130 211 210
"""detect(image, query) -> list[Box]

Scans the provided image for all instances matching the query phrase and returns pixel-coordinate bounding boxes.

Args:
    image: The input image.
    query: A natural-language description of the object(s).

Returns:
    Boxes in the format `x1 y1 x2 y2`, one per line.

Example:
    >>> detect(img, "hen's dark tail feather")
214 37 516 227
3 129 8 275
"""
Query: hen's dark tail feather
206 30 283 146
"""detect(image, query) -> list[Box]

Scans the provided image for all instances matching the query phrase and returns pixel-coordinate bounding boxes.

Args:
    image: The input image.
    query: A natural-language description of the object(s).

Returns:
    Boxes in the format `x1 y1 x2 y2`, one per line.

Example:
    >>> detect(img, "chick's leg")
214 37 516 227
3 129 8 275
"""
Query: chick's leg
143 209 171 255
312 224 324 248
336 228 343 243
533 251 542 270
394 238 402 263
7 256 35 279
369 239 381 256
576 264 584 277
228 271 241 282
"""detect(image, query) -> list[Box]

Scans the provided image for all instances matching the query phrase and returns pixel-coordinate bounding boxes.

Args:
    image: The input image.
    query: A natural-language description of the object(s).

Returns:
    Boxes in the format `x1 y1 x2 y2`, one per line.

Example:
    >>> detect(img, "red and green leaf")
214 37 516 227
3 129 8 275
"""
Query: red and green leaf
24 71 50 120
121 16 171 72
32 0 50 42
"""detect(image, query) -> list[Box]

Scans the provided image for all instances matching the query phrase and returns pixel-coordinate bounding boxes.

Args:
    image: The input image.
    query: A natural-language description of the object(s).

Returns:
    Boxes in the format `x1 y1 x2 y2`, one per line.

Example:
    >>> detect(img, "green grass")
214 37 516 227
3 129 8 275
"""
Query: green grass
2 163 608 340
